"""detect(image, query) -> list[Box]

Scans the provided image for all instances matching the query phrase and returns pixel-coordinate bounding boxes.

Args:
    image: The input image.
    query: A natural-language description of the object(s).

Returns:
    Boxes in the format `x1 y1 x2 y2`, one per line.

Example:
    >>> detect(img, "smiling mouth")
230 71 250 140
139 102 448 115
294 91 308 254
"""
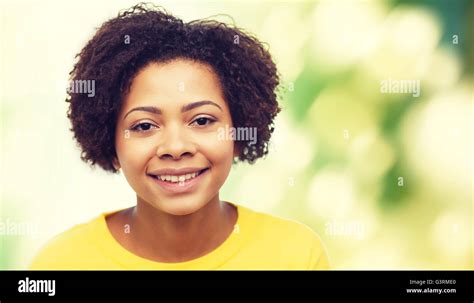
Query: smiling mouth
147 168 209 184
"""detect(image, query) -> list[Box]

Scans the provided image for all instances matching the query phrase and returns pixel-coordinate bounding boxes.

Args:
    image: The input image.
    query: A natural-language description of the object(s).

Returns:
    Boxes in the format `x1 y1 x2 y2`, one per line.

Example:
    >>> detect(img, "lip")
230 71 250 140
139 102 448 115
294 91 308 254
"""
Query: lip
147 168 210 194
148 167 208 176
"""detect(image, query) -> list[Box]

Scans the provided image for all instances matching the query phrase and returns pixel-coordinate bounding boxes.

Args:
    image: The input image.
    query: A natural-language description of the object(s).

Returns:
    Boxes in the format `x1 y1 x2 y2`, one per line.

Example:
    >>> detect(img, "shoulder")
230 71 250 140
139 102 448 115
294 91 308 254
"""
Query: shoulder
28 214 103 270
239 205 330 269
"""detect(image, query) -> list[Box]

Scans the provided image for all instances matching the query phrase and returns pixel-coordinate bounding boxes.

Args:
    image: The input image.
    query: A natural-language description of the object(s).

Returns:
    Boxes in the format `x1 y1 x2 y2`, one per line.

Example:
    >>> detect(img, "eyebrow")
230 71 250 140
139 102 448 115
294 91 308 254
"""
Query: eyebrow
123 100 222 120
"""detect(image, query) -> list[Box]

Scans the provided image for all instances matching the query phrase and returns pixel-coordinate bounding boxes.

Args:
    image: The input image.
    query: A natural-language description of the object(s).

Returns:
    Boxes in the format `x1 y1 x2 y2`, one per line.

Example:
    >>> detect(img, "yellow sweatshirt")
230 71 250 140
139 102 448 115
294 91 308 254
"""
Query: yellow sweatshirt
29 203 329 270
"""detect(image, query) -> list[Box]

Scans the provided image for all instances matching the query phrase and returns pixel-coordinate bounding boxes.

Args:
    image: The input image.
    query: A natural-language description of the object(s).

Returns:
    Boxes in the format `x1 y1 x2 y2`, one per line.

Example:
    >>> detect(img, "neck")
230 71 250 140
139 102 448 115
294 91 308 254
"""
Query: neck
128 195 236 263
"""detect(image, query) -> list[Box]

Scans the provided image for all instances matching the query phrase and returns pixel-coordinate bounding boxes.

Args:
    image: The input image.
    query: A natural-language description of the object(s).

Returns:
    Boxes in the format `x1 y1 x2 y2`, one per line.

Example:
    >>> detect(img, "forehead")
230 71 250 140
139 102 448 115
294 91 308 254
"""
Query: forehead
123 59 226 111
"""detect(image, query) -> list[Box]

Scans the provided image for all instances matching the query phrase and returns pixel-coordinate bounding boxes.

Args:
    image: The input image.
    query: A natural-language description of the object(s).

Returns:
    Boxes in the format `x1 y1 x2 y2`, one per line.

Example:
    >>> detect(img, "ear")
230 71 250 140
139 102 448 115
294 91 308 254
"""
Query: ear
233 142 240 158
112 157 121 170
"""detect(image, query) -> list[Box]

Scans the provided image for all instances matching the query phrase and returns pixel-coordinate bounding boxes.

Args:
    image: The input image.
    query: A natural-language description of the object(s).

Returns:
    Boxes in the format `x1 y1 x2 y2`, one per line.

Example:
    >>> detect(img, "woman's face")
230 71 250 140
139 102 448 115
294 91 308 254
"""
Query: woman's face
114 59 235 216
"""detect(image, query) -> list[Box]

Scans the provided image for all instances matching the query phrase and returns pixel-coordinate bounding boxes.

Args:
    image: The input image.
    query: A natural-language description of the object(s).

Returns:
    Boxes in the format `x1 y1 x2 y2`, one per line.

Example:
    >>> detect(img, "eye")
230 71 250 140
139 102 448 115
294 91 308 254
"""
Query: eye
130 122 157 132
191 116 216 127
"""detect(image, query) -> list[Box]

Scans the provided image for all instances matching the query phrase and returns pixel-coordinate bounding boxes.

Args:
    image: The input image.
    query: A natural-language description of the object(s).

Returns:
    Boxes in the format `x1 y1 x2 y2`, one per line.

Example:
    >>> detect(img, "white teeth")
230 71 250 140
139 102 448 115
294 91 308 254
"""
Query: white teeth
156 171 202 183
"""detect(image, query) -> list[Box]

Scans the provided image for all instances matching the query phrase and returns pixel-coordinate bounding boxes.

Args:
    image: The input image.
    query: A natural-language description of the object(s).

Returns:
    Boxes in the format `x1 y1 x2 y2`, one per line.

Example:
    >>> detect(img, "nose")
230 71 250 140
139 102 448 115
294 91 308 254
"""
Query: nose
155 124 196 160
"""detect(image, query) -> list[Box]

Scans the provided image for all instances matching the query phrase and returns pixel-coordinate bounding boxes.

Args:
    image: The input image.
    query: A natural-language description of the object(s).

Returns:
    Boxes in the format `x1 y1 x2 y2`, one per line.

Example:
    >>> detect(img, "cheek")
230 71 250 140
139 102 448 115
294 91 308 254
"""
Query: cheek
116 135 155 174
115 136 158 197
198 132 234 167
198 133 234 191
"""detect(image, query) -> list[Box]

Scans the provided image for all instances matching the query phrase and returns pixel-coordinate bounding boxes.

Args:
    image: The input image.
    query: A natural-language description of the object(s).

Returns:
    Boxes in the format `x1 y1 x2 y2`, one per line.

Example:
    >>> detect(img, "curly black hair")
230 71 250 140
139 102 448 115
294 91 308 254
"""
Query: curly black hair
67 2 281 174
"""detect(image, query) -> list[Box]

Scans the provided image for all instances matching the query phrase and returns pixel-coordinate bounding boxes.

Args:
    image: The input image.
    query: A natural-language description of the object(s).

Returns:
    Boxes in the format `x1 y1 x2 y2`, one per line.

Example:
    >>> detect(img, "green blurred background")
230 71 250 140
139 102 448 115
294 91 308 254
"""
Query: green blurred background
1 0 473 269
